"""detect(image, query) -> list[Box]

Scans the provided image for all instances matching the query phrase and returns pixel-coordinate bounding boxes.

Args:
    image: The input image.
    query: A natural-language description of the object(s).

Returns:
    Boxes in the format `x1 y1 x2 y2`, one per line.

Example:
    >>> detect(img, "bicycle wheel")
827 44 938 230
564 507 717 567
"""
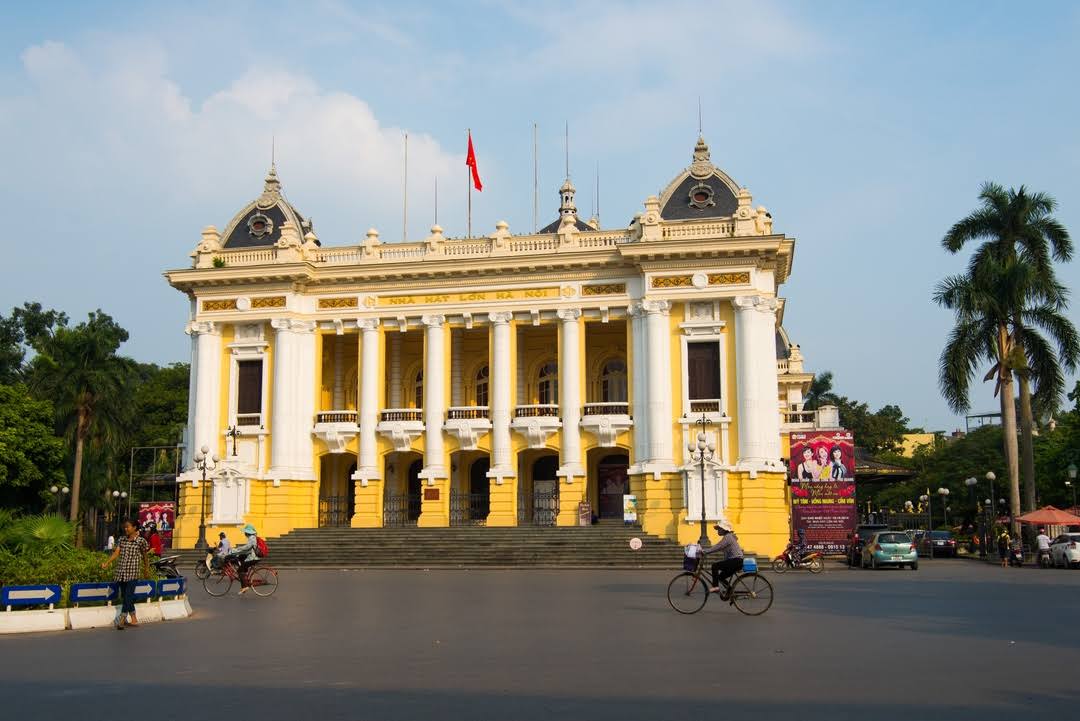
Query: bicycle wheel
807 556 824 574
771 557 787 573
202 568 233 597
667 572 708 615
248 565 278 597
729 573 773 616
194 561 210 580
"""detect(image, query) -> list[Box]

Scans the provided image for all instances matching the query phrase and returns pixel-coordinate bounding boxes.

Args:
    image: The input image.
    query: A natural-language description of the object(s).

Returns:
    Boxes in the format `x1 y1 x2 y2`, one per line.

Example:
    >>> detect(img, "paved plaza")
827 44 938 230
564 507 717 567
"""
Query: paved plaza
2 560 1078 720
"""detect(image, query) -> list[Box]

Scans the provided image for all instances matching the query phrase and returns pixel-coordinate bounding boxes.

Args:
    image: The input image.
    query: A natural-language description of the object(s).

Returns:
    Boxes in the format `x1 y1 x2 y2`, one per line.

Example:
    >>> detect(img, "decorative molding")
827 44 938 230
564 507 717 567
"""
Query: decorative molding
556 308 582 322
270 318 318 333
581 283 626 296
420 314 446 328
251 296 286 309
733 295 778 314
378 287 560 307
641 299 671 315
202 299 238 312
487 311 513 325
186 320 218 336
651 275 693 289
708 272 750 286
318 297 359 309
356 318 380 332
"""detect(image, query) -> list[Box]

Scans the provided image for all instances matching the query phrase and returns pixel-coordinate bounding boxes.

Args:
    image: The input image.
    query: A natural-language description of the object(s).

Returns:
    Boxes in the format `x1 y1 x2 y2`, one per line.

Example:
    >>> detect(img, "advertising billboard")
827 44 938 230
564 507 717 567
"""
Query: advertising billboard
138 501 176 551
789 430 856 555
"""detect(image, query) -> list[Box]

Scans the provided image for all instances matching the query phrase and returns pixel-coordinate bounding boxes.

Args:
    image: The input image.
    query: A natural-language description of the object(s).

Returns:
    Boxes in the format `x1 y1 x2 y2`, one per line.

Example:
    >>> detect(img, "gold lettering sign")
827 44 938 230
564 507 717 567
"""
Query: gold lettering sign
377 287 558 307
581 283 626 296
650 275 693 289
201 299 238 312
708 272 750 285
251 296 286 309
318 297 359 309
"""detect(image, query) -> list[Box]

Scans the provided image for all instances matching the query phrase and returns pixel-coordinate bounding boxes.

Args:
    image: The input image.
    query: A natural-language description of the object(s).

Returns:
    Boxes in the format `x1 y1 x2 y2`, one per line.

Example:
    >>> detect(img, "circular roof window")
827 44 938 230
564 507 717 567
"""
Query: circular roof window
688 183 715 210
247 213 273 239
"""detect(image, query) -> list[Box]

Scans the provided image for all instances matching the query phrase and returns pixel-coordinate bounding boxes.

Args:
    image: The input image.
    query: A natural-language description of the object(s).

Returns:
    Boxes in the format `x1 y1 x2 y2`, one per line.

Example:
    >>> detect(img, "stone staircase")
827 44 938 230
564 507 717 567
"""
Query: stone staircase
172 522 692 569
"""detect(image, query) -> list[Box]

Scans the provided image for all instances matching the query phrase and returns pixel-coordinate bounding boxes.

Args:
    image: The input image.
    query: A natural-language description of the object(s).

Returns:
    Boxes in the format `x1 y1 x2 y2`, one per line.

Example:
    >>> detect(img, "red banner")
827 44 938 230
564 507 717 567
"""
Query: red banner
138 501 176 551
789 430 856 555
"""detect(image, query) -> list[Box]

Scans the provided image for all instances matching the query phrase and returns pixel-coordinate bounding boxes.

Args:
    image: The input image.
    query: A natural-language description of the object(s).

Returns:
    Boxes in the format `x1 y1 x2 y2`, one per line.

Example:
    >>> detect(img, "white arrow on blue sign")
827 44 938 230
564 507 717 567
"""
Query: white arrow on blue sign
69 583 118 603
157 578 185 596
131 581 155 599
2 585 62 606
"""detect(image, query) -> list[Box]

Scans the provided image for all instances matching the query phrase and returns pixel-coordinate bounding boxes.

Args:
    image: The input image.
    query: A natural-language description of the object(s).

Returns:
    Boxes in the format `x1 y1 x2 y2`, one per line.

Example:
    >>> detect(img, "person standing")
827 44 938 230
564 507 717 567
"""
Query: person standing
997 529 1010 568
101 518 149 630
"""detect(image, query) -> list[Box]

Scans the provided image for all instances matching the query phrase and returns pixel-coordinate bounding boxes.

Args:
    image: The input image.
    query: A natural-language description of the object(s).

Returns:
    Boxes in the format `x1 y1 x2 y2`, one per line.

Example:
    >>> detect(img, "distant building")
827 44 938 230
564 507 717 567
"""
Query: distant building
166 135 826 557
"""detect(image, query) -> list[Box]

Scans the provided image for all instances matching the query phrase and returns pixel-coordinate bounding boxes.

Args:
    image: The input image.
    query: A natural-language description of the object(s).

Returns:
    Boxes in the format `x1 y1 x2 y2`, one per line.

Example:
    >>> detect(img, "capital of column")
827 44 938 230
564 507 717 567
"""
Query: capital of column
733 295 778 314
356 318 380 332
186 320 218 336
270 318 318 333
420 314 446 328
641 299 671 315
556 308 582 322
487 311 513 325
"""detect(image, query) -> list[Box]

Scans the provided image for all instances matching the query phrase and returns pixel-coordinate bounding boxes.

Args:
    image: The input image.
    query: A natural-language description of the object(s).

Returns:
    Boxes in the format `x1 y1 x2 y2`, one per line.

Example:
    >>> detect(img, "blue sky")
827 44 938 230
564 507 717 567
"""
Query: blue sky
1 1 1078 432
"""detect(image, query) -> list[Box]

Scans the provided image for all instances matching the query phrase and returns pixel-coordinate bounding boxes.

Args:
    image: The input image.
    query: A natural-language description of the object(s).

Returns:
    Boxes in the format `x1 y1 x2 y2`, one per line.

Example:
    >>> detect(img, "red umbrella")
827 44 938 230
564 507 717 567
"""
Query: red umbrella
1016 506 1080 525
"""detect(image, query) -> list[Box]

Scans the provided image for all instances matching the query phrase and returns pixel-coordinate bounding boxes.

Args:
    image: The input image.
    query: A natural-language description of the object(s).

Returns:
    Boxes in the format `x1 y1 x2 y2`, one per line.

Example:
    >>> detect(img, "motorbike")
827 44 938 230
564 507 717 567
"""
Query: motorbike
772 545 824 573
152 554 181 579
1038 548 1052 568
1008 546 1024 567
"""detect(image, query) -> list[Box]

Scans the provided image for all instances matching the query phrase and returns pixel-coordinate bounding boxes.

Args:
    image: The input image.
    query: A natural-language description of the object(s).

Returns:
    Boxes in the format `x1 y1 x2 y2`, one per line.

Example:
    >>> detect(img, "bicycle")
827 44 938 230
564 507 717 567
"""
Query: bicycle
202 557 278 597
667 556 773 616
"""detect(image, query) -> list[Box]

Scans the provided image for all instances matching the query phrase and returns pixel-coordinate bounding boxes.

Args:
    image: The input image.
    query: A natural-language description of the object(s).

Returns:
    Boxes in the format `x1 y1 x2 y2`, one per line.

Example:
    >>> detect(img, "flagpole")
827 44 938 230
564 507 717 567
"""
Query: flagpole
403 131 408 243
533 122 538 233
434 176 438 226
467 128 472 238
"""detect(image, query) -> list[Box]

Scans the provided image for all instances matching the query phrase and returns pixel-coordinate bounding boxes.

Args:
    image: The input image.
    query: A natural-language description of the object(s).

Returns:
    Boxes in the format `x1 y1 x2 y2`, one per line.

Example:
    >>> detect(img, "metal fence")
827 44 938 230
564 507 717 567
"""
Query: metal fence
450 491 489 526
318 496 352 528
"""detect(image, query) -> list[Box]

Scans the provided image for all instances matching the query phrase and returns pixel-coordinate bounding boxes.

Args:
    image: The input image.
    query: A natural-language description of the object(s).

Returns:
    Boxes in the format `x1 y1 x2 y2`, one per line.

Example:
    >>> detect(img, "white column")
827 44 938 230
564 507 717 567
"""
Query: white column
733 295 782 470
389 332 402 407
515 328 526 404
355 319 381 484
644 300 674 471
420 314 447 482
332 334 345 409
451 328 463 407
557 308 584 480
187 320 221 469
270 318 317 482
628 304 648 469
488 312 513 478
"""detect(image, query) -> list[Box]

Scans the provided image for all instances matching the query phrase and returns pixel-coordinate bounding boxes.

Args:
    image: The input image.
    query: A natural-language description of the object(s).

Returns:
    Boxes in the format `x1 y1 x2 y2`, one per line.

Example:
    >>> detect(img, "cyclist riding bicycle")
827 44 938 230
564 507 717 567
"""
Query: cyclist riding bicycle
223 524 260 595
790 528 808 566
701 520 744 594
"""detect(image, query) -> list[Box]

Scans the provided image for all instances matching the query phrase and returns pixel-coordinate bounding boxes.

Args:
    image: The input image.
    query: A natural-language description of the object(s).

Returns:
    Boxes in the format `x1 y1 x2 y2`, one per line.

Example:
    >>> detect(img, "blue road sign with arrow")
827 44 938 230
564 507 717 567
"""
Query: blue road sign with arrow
69 582 118 604
2 584 62 608
130 580 156 601
157 578 186 597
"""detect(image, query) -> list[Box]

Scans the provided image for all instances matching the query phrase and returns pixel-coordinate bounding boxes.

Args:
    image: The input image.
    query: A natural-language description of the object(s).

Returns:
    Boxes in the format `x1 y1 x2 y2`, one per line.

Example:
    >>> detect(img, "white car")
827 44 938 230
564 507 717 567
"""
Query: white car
1049 533 1080 569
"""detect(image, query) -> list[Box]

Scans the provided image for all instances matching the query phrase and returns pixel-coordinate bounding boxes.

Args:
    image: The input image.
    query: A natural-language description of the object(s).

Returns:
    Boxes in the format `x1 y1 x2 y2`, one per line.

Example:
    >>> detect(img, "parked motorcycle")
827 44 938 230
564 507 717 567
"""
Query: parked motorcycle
1038 548 1052 568
152 554 181 579
1008 547 1024 567
772 545 824 573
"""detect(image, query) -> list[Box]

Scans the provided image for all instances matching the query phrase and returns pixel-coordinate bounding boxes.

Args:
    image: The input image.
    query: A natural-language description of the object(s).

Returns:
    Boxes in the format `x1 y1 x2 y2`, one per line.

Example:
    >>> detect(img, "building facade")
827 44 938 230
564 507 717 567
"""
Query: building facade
166 136 821 556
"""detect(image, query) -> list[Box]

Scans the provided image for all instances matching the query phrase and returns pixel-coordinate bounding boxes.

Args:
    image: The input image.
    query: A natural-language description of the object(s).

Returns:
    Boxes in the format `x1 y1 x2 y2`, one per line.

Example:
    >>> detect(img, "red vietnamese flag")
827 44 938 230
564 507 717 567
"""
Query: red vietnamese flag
466 131 483 191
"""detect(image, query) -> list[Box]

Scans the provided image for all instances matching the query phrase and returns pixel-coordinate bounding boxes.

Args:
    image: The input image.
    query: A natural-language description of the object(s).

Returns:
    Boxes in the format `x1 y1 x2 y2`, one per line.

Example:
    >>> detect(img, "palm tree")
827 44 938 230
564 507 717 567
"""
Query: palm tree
27 312 134 544
804 371 840 410
936 256 1050 533
941 183 1074 519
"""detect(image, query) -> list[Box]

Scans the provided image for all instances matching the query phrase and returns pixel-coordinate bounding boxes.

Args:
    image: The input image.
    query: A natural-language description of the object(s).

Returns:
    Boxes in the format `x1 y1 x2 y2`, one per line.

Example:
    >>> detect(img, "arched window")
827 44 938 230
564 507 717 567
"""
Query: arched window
538 362 558 405
601 359 627 402
475 365 489 406
414 370 424 409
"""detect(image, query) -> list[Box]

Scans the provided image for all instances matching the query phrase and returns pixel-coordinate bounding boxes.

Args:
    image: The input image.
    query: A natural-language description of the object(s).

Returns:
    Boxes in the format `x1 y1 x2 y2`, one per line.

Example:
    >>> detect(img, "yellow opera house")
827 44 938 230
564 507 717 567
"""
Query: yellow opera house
166 135 831 557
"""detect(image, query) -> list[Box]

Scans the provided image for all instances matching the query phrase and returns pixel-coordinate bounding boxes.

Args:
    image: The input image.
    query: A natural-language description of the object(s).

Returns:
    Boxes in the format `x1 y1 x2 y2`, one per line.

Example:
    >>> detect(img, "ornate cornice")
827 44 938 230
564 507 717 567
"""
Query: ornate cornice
556 308 582 322
487 311 513 325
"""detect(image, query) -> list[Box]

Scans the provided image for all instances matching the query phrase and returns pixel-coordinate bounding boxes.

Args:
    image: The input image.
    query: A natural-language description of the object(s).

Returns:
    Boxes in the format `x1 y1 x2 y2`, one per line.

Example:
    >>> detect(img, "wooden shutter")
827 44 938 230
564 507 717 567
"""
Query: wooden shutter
237 360 263 414
687 343 720 399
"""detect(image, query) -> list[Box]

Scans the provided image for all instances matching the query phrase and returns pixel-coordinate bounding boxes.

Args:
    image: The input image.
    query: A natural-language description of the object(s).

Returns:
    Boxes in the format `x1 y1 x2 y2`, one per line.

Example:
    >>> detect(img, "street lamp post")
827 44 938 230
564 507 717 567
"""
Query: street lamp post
193 444 219 552
986 471 996 518
982 499 992 559
1067 463 1078 509
50 484 70 516
938 487 950 528
688 414 715 547
920 493 933 559
111 490 128 538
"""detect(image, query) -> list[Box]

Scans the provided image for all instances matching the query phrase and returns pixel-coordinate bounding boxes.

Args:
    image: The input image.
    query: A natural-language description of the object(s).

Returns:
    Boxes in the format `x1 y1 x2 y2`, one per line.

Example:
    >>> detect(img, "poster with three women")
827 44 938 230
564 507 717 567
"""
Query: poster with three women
789 431 856 554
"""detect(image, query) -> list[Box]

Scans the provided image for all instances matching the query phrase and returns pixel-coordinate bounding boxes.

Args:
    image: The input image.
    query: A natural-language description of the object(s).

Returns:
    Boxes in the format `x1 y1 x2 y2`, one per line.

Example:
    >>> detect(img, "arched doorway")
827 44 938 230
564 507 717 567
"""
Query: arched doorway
596 453 630 520
450 456 490 525
319 454 357 527
531 454 559 526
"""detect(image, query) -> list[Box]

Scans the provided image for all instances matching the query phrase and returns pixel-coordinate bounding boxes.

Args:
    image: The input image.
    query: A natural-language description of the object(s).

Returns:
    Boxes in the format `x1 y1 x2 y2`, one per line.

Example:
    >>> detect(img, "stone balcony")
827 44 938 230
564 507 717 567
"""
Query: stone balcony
443 406 492 451
780 405 841 431
579 402 633 447
377 408 424 452
511 404 561 449
312 410 358 454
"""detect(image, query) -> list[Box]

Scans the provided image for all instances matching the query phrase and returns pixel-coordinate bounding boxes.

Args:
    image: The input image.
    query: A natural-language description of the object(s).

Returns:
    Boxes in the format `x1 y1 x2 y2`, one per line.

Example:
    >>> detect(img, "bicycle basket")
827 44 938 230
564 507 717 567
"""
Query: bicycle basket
742 557 758 573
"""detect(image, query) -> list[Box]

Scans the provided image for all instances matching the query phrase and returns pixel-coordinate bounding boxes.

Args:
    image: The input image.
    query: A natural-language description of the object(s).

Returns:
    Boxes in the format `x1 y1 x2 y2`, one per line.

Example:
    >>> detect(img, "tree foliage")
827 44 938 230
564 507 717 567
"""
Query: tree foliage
0 383 65 511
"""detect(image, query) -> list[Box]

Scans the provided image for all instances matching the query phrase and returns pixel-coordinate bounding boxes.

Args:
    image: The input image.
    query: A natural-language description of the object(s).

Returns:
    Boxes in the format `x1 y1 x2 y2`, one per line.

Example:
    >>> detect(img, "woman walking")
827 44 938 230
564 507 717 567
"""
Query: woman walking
101 518 149 629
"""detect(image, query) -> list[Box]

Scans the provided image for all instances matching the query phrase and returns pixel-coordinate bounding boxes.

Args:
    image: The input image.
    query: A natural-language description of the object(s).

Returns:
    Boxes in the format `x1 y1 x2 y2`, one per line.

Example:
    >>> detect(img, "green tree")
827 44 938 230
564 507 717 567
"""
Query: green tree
941 182 1075 519
0 302 68 383
804 371 840 410
26 311 136 540
0 384 65 511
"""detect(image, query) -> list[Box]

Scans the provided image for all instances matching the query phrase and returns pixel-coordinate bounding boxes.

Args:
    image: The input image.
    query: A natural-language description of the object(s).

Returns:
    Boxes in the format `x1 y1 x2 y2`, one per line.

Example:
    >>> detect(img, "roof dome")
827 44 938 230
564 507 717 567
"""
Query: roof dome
220 165 316 249
657 136 740 221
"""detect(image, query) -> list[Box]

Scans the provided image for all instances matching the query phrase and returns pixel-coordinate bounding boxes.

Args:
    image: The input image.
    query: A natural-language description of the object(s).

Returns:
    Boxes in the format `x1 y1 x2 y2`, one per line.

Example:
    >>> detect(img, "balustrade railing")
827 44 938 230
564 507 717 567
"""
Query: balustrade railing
316 410 358 424
236 413 262 427
447 406 490 420
582 402 630 416
781 409 818 426
689 399 722 414
514 404 560 418
380 408 423 423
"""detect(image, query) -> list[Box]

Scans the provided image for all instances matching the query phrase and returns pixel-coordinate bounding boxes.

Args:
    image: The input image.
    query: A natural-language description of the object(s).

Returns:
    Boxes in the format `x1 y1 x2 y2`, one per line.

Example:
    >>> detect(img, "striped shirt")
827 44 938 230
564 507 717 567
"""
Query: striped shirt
114 535 148 582
703 533 744 561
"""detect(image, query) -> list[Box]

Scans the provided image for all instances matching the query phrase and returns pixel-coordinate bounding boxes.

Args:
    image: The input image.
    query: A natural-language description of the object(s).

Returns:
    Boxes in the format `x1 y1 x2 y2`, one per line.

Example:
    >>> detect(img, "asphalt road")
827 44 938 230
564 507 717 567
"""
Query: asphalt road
2 560 1077 720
